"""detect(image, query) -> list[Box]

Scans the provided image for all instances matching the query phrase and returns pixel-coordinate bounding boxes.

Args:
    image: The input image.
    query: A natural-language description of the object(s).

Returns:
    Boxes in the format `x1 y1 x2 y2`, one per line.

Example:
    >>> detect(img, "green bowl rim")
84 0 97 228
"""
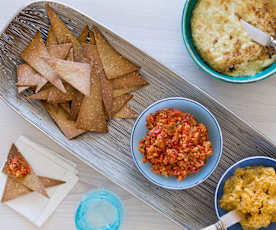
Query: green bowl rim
181 0 276 84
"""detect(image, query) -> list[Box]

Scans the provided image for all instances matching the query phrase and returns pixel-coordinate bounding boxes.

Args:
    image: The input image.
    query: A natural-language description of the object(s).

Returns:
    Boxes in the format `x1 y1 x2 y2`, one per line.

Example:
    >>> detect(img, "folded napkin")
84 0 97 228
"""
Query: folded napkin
0 136 79 227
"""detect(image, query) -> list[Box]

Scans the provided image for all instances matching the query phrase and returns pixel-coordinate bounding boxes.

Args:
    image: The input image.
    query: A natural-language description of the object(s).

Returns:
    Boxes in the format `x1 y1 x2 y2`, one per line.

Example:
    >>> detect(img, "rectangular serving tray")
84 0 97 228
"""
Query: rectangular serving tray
0 1 275 229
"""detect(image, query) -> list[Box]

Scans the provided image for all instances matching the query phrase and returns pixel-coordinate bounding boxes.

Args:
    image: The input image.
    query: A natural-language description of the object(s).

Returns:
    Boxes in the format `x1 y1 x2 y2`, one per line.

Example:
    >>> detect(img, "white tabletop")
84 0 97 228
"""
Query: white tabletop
0 0 275 229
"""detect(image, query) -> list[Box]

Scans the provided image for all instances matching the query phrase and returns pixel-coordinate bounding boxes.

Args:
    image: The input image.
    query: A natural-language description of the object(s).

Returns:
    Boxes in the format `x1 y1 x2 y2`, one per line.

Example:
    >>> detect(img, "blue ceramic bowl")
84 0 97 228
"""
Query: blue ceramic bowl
181 0 276 83
130 97 223 190
215 156 276 230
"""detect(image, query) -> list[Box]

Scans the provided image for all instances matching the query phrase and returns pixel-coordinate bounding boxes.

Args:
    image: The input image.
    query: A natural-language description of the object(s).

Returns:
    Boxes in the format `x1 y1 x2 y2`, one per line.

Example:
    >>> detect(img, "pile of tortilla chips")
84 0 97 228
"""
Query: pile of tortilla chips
1 144 65 202
15 4 148 139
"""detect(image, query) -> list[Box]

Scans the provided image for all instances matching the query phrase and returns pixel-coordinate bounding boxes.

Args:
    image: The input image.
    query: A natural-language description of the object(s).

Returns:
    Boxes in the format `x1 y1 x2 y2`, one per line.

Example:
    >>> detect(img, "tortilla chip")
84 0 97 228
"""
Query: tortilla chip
41 57 91 96
60 102 71 115
21 32 65 92
111 72 148 89
28 87 52 100
48 43 72 59
46 25 58 47
113 85 143 97
47 83 75 103
112 94 133 115
46 4 83 61
113 104 138 118
76 60 108 133
82 44 113 118
1 176 65 202
18 86 30 94
42 102 85 139
16 64 48 93
77 25 89 43
88 28 95 44
93 27 140 79
2 144 49 198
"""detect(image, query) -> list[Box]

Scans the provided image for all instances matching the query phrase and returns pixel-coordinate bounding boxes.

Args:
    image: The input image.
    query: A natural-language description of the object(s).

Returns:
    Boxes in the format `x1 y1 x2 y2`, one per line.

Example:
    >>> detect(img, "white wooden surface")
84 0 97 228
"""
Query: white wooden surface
0 0 276 229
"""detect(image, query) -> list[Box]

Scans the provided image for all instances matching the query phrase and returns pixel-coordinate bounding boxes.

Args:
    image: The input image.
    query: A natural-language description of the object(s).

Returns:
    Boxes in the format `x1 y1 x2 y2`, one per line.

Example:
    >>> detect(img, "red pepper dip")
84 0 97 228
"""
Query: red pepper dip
7 156 31 178
139 108 213 180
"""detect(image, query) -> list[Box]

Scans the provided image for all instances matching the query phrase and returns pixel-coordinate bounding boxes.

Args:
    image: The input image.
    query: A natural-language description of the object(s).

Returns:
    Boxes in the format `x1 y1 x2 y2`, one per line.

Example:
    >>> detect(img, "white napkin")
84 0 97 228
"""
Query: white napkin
0 136 79 227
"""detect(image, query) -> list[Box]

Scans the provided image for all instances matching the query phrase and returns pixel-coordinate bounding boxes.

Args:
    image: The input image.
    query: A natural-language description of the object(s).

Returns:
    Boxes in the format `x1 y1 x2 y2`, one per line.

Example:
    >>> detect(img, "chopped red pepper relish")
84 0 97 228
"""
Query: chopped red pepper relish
139 108 213 180
7 156 31 178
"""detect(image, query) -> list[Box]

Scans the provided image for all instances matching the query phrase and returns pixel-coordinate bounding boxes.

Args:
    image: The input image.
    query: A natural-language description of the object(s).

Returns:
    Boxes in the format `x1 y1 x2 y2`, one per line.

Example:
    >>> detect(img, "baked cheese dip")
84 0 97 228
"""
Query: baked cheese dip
220 166 276 230
191 0 276 76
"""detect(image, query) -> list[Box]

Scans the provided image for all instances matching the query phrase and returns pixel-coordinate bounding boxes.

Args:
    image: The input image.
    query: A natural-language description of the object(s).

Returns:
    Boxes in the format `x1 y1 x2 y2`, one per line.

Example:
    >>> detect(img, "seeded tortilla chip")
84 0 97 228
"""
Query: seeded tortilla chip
111 72 148 89
1 176 65 202
76 61 108 133
28 87 52 100
113 104 138 119
46 25 58 47
93 27 140 79
77 25 89 43
47 83 75 103
16 64 47 93
2 144 49 198
48 43 72 59
112 94 133 115
46 4 83 61
42 102 85 139
21 32 65 92
60 102 71 115
41 56 91 96
88 28 95 44
113 85 143 97
82 43 113 118
18 86 30 94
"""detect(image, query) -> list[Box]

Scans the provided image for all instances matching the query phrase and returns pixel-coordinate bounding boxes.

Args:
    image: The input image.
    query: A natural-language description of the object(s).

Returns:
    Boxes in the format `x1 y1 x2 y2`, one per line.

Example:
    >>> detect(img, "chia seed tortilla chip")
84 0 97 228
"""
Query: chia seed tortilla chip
47 43 72 59
111 94 133 116
47 83 75 103
111 72 148 89
2 144 49 198
77 25 89 43
46 25 58 47
1 176 65 202
28 87 52 100
41 56 91 96
42 102 85 139
60 102 71 115
112 85 144 97
16 64 47 93
93 27 140 79
21 32 65 93
113 104 138 119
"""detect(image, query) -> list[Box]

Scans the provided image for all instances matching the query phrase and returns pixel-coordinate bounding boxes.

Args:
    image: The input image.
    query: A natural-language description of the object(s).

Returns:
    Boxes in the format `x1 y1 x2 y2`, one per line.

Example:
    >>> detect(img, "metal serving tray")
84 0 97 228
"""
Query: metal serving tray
0 2 275 229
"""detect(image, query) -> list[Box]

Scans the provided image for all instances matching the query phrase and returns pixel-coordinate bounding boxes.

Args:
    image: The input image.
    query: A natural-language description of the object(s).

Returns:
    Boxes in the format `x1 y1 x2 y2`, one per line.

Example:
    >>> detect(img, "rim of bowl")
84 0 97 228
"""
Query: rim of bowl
181 0 276 84
214 156 276 218
130 97 223 190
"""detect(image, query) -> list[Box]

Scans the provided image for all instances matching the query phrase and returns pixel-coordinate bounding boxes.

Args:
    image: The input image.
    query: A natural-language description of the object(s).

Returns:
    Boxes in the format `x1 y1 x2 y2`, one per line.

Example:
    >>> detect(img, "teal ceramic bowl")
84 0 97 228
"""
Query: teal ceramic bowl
181 0 276 83
130 97 223 190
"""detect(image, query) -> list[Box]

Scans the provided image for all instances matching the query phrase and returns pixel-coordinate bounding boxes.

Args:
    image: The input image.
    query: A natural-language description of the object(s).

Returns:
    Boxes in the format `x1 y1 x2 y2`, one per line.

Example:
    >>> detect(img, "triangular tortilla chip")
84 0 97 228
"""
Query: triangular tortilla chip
46 25 58 47
18 86 30 94
76 60 108 132
28 87 52 100
47 83 75 103
77 25 89 43
41 57 91 96
16 64 47 93
66 48 74 61
2 144 49 198
70 92 84 121
1 176 65 202
111 72 148 89
48 43 72 59
93 27 140 79
113 85 143 97
42 102 85 139
112 94 133 115
82 44 113 118
60 102 71 115
113 104 138 118
46 4 83 61
21 32 65 92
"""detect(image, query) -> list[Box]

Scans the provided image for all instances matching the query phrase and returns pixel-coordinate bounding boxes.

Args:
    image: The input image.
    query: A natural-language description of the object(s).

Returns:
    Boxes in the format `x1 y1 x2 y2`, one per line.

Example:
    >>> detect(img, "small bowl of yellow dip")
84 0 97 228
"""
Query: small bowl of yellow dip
215 156 276 230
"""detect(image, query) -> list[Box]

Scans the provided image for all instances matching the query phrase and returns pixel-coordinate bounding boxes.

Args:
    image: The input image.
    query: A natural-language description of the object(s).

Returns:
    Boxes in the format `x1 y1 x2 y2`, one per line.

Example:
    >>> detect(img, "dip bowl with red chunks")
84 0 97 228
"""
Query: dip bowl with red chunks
131 97 223 190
